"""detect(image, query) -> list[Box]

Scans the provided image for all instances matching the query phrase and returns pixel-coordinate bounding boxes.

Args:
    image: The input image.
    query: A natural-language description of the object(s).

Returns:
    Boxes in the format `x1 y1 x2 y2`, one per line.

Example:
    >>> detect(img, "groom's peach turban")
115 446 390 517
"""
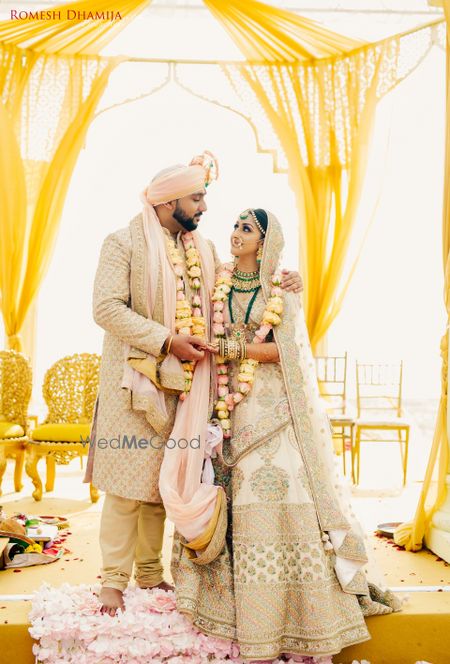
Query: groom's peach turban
143 151 219 206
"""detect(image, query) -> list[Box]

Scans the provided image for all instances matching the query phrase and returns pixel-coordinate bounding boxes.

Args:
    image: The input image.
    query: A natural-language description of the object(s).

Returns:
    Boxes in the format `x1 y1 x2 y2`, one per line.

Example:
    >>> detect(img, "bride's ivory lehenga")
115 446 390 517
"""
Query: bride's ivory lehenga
171 213 401 662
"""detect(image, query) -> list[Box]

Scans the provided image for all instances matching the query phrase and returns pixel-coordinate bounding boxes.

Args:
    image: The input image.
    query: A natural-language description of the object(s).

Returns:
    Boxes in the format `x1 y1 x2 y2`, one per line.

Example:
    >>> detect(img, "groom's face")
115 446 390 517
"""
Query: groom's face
173 190 207 232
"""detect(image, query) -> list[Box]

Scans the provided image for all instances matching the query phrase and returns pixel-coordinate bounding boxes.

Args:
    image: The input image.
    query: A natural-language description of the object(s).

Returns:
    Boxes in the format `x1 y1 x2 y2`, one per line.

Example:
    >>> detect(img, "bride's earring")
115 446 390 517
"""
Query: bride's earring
256 244 263 264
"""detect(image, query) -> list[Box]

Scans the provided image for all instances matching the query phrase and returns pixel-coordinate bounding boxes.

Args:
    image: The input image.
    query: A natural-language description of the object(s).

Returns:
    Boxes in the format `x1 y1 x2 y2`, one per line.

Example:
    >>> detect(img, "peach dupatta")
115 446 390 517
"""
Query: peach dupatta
155 217 220 542
123 195 219 541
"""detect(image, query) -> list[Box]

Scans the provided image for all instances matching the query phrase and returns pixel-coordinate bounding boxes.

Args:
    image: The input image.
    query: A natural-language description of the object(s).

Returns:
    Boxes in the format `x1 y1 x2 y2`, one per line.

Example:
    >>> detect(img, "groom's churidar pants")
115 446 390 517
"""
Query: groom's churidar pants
100 493 166 591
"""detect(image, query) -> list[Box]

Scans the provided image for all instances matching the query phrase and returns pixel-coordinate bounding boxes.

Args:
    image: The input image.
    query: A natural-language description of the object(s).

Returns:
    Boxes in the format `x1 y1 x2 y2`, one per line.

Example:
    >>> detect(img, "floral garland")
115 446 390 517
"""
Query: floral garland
165 231 206 400
212 262 284 438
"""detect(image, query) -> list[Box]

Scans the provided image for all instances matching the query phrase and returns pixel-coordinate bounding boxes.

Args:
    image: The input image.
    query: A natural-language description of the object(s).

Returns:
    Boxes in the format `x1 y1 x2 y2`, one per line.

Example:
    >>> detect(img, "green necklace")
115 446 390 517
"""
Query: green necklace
228 285 261 325
233 268 259 279
231 268 261 293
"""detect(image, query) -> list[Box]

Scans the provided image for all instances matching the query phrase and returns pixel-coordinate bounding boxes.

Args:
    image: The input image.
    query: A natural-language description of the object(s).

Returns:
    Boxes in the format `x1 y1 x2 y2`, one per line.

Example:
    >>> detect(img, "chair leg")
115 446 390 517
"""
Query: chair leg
14 448 25 492
354 428 361 485
0 447 7 497
402 428 410 487
25 448 43 501
45 455 56 492
90 482 99 503
350 424 355 484
342 429 347 476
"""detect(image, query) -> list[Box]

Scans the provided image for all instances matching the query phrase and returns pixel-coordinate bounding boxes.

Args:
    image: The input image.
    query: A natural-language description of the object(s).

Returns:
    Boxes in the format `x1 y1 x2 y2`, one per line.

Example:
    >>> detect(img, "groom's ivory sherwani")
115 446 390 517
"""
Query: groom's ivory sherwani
89 213 220 590
90 213 220 503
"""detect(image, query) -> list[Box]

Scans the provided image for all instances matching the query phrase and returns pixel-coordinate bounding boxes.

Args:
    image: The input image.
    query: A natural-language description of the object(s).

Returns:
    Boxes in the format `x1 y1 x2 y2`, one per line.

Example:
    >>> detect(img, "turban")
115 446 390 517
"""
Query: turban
144 151 219 206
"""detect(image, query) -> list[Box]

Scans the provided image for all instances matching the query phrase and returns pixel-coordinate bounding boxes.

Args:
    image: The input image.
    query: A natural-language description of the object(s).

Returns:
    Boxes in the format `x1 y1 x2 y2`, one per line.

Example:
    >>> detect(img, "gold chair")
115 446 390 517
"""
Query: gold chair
0 350 32 495
314 352 355 480
25 353 100 502
354 361 410 486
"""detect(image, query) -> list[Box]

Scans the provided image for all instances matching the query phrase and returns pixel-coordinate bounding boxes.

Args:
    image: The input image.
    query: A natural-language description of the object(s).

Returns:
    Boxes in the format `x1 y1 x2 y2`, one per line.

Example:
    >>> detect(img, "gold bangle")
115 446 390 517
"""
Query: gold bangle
166 335 173 354
228 339 238 360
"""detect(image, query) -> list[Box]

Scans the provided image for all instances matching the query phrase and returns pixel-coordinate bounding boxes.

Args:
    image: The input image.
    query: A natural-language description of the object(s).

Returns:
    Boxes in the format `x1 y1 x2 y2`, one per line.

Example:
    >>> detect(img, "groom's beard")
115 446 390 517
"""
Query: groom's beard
173 203 201 232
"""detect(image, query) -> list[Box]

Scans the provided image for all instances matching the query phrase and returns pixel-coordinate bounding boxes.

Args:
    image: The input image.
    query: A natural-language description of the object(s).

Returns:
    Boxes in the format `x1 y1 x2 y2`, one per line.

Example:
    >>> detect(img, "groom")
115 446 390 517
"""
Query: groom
87 152 302 615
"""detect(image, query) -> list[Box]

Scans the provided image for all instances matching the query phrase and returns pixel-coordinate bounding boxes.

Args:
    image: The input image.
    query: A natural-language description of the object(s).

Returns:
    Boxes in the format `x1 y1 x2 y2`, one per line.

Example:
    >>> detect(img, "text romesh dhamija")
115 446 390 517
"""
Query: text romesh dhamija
10 9 123 20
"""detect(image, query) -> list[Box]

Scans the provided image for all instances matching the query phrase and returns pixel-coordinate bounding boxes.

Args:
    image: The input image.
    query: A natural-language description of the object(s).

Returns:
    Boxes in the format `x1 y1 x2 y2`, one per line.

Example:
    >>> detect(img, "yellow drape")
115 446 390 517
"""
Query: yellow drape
0 0 150 353
221 54 382 350
394 4 450 552
205 0 444 350
203 0 362 62
0 0 149 55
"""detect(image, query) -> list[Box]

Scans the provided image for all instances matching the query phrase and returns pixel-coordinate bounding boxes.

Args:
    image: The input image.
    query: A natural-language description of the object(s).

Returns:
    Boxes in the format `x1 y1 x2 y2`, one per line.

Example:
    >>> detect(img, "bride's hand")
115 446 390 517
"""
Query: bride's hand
205 340 220 354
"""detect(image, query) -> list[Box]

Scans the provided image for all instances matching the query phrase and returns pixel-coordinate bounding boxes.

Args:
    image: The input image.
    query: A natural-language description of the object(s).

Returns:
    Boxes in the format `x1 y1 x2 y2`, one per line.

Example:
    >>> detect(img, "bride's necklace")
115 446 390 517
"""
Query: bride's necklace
229 267 261 326
229 286 260 325
231 268 260 292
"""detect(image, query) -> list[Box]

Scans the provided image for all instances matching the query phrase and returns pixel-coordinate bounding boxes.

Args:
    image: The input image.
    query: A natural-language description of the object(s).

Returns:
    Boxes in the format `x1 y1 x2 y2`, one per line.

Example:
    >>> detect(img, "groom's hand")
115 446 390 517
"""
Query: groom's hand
281 269 303 293
171 335 207 361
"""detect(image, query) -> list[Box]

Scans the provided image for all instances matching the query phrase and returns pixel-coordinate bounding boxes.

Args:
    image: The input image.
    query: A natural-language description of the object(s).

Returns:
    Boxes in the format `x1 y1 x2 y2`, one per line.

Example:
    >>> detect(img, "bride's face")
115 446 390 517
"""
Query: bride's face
230 216 264 259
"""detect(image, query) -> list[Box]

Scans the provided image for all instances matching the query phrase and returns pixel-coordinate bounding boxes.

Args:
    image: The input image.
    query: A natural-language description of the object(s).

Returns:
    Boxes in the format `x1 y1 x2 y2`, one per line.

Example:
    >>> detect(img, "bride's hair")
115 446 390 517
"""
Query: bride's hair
253 209 268 236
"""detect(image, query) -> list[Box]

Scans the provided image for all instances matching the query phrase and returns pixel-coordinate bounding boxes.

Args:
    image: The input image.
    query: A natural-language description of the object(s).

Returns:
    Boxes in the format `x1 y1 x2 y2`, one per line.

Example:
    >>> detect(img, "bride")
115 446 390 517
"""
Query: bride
170 209 400 663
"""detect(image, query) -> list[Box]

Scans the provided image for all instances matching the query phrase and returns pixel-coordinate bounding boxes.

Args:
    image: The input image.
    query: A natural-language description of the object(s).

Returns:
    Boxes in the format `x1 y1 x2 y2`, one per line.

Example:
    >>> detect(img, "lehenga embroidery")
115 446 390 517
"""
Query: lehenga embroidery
250 461 290 502
171 213 398 661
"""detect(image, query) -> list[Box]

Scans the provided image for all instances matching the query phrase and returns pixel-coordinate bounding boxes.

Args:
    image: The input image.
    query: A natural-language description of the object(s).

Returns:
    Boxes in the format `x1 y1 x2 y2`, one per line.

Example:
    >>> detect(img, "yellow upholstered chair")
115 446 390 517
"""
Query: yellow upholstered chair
314 352 354 480
25 353 100 502
0 350 32 495
354 361 410 486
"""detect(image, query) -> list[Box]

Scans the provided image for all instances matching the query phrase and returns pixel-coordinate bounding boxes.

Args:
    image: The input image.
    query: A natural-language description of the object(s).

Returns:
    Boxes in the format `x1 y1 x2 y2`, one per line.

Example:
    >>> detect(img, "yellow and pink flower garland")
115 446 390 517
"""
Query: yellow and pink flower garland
212 262 284 438
165 231 206 400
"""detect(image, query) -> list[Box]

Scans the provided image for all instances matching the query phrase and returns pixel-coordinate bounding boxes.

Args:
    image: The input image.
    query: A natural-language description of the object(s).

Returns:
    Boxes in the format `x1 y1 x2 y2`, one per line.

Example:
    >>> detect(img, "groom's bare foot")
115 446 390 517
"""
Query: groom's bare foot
138 580 174 592
99 587 125 616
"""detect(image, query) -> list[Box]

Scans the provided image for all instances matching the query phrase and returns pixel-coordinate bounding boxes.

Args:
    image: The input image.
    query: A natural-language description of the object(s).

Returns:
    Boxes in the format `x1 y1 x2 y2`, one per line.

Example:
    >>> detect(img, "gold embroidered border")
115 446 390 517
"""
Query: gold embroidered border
237 625 370 660
221 418 290 467
130 214 147 318
183 488 228 565
343 570 369 595
233 503 321 544
335 531 369 563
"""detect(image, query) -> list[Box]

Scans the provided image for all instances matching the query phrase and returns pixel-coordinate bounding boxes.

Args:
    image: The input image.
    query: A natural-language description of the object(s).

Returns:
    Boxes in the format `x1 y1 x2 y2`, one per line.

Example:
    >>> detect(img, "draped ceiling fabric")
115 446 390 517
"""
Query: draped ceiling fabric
202 0 445 350
0 0 151 353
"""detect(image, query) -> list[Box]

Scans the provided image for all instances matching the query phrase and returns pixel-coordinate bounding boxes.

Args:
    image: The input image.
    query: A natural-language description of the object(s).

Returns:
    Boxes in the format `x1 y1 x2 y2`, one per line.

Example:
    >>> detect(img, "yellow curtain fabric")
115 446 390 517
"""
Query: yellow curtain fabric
203 0 365 349
0 0 150 352
203 0 362 62
206 0 443 350
221 55 384 350
394 5 450 552
0 0 150 55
